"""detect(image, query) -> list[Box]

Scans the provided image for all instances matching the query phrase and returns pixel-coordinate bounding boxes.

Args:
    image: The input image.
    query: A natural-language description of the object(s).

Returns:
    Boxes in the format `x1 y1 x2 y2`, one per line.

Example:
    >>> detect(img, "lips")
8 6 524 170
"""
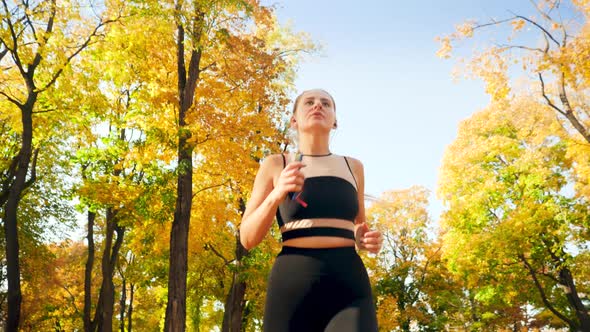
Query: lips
309 111 324 118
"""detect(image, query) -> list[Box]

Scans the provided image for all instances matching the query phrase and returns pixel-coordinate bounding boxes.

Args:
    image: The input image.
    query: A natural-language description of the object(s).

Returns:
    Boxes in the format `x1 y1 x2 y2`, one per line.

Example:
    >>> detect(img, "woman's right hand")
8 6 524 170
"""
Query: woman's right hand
272 161 306 200
240 155 305 250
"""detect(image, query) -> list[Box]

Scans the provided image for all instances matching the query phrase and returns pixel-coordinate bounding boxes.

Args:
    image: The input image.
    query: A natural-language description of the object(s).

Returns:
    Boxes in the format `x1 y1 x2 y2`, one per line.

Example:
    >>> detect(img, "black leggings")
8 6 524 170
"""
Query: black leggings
263 246 378 332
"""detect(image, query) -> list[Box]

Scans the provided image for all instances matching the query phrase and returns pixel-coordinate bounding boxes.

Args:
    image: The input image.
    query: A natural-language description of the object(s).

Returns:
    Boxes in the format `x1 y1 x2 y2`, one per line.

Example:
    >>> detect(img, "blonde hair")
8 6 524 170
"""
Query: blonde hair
291 89 336 114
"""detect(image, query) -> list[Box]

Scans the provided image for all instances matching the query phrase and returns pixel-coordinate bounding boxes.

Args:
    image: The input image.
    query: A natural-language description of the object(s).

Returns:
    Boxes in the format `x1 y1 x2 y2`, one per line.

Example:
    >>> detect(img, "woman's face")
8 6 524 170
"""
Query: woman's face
291 90 336 134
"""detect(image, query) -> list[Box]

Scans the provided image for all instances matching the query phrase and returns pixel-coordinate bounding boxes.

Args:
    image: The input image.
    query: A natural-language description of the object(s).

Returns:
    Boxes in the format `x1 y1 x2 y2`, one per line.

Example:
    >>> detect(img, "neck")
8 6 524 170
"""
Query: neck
297 133 330 155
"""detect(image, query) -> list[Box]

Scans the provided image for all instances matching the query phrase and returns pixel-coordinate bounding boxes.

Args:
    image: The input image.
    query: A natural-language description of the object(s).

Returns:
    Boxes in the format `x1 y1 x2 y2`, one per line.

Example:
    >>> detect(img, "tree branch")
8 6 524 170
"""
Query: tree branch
29 0 56 74
204 243 235 266
558 72 590 142
538 73 567 116
191 133 211 146
200 61 216 72
192 179 230 198
0 153 20 206
31 108 57 114
495 44 546 54
414 246 441 303
61 284 81 317
22 0 39 43
509 12 561 47
519 253 574 326
540 237 563 265
0 90 23 108
540 270 561 284
38 14 121 93
109 223 125 268
528 0 557 23
1 0 27 77
473 17 516 30
542 33 550 54
0 45 7 62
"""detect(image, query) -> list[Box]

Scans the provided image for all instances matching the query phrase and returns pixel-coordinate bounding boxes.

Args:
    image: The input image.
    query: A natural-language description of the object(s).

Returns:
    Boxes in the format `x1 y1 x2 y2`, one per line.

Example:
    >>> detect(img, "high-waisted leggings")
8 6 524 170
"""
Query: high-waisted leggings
263 246 378 332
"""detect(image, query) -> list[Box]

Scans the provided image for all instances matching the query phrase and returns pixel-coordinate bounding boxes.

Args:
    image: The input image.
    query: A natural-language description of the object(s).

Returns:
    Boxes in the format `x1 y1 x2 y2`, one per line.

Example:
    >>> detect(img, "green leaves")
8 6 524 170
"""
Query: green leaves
438 95 589 328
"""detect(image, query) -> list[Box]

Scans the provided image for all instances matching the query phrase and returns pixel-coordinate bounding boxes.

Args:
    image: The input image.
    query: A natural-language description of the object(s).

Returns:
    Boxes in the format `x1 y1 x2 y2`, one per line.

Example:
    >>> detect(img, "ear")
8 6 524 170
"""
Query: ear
290 116 297 129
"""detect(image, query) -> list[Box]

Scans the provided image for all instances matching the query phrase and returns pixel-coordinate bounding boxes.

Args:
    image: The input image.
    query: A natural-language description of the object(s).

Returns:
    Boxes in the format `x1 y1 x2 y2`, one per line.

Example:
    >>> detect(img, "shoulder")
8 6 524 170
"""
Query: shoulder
341 155 364 184
262 153 285 164
259 153 286 172
342 155 364 173
253 153 285 185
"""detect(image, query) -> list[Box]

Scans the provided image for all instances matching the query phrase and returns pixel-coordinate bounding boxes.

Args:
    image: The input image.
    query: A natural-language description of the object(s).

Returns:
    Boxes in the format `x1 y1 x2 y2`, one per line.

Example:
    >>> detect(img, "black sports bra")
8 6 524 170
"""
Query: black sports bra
276 153 359 241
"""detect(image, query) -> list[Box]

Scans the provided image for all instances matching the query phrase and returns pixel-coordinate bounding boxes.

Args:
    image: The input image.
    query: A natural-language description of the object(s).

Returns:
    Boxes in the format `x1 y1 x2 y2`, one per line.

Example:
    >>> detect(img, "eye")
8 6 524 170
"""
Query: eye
305 100 314 105
322 102 331 107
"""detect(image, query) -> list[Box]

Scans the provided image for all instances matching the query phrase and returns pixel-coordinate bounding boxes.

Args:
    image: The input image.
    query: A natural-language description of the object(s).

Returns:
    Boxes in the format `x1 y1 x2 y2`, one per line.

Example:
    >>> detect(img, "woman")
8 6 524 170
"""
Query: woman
240 89 382 331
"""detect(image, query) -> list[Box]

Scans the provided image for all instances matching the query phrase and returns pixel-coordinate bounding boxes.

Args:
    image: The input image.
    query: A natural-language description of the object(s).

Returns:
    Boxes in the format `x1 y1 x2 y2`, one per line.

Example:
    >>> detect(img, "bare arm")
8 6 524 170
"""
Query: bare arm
239 154 305 250
349 157 382 253
351 157 366 226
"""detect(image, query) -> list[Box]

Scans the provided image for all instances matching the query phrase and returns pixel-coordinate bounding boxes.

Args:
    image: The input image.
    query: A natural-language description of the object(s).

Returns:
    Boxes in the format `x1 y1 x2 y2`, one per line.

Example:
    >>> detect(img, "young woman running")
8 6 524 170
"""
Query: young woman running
240 89 382 331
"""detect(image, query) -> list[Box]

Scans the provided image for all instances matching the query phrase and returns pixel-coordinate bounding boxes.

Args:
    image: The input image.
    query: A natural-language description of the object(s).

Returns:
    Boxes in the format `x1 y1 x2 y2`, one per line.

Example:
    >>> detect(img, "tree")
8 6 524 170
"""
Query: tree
2 0 313 329
154 1 314 329
0 1 121 329
367 186 470 331
437 95 590 330
437 0 590 201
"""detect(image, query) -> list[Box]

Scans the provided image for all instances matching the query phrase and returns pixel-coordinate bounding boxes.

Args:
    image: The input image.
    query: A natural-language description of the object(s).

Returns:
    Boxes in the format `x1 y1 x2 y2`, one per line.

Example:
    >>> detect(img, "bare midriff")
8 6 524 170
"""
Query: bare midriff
280 218 357 248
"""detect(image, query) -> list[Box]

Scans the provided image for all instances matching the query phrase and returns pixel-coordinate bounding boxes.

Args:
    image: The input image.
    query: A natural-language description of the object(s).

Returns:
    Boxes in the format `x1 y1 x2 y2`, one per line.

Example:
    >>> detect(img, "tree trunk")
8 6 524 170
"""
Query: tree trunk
222 198 249 332
164 5 204 331
164 144 192 332
84 210 96 332
559 267 590 331
128 283 134 332
1 0 114 327
4 154 25 332
4 95 36 331
222 236 249 332
119 277 127 332
95 208 115 332
94 208 125 332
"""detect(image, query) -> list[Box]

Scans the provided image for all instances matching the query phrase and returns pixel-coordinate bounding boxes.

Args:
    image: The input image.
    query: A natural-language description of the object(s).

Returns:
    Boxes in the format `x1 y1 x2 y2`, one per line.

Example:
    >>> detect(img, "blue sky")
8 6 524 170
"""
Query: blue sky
265 0 577 222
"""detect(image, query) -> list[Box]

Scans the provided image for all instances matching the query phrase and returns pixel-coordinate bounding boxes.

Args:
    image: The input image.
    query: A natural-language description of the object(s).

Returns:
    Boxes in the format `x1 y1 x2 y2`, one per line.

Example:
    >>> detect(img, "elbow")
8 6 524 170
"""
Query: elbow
240 235 253 251
240 236 257 251
239 225 256 251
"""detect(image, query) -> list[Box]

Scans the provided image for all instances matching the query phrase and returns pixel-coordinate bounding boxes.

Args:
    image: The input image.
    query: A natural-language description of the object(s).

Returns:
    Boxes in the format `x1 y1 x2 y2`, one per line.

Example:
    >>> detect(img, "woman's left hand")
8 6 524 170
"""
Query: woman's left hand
355 223 383 254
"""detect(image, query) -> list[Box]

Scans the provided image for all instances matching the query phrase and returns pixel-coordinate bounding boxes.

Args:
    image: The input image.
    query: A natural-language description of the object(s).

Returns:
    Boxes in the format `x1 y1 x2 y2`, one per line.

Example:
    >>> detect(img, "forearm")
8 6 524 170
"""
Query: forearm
240 189 284 250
